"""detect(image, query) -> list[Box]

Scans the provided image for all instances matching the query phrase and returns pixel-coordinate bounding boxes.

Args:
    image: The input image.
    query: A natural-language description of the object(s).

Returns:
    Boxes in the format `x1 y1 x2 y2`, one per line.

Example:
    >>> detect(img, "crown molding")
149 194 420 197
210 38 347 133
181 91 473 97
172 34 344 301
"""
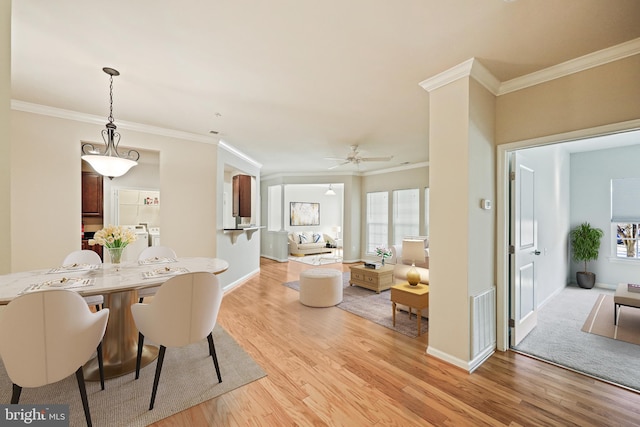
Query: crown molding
498 37 640 95
11 100 216 144
218 140 263 169
361 161 429 176
419 58 500 95
420 38 640 96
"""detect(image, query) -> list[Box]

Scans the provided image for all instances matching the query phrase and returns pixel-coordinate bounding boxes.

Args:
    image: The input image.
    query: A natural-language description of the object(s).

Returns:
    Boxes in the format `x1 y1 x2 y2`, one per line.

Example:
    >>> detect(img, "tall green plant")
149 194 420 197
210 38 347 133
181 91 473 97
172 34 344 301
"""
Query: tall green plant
570 222 604 273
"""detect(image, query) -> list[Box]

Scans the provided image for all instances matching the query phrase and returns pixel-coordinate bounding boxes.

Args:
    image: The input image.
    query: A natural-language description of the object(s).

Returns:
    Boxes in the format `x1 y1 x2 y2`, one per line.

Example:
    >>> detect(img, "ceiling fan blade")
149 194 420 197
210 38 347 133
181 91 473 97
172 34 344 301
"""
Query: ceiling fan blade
324 157 347 161
360 156 393 162
328 161 350 170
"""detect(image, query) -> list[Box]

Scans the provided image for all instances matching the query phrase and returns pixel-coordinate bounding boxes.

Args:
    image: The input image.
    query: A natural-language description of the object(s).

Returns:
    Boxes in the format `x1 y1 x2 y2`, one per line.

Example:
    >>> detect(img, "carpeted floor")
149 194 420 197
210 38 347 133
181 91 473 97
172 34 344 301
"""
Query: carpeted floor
288 254 342 266
0 325 266 427
283 272 427 338
513 285 640 392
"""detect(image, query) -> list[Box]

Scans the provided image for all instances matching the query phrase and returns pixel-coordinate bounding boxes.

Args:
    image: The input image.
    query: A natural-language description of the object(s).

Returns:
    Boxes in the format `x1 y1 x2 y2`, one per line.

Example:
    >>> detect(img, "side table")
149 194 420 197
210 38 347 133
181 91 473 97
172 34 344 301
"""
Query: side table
390 282 429 336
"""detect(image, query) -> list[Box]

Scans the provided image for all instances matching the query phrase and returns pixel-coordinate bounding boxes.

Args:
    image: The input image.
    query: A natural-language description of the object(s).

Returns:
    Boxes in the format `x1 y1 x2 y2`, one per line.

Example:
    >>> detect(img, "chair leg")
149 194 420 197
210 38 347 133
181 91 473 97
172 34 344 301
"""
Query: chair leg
207 333 222 383
94 304 101 312
97 341 105 390
138 297 144 303
149 345 166 410
135 332 145 380
11 383 22 404
75 367 93 427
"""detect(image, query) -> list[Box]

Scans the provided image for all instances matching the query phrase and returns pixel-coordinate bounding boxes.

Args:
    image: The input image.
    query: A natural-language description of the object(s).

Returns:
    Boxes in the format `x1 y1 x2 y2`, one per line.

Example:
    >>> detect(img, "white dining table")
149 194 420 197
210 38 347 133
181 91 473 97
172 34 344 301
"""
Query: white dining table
0 257 229 380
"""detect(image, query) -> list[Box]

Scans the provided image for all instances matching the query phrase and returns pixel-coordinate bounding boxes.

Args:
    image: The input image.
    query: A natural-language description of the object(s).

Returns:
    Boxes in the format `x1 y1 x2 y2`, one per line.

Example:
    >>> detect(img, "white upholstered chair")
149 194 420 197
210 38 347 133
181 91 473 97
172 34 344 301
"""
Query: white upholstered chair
0 290 109 426
136 246 178 303
131 272 223 410
63 250 104 311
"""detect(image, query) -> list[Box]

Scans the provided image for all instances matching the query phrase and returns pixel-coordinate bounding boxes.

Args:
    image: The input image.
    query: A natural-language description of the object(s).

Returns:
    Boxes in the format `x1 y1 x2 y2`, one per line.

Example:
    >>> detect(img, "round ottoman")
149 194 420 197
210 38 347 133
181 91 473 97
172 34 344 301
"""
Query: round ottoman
299 268 343 307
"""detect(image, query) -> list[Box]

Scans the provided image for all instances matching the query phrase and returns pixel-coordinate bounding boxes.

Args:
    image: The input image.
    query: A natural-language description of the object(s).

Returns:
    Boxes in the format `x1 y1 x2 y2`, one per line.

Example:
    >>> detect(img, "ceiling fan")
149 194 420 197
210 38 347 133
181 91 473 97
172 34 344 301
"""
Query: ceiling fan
325 145 393 170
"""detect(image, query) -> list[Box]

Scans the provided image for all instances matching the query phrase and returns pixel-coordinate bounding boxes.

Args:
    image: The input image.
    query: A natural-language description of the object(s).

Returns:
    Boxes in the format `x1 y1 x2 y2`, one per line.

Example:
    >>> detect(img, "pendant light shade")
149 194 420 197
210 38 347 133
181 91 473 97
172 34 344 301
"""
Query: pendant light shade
82 67 139 179
325 184 336 196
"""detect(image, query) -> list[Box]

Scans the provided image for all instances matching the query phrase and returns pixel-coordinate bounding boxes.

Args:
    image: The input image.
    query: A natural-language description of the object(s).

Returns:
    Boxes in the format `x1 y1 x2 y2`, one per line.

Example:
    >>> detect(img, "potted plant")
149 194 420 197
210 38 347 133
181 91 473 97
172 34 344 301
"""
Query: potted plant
569 222 603 289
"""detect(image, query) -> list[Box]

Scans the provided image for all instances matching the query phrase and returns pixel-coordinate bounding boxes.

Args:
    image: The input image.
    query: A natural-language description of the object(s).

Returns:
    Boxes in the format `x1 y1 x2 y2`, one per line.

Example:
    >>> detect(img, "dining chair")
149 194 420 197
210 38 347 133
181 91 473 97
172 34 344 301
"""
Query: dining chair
136 246 178 303
0 289 109 427
131 272 223 410
63 250 105 311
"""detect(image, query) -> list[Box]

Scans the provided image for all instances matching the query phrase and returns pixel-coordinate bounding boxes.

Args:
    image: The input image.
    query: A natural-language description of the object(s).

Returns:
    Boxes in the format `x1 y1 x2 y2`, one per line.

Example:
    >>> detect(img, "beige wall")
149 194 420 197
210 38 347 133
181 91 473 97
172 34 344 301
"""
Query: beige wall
0 1 11 274
496 55 640 144
9 109 217 271
427 77 472 363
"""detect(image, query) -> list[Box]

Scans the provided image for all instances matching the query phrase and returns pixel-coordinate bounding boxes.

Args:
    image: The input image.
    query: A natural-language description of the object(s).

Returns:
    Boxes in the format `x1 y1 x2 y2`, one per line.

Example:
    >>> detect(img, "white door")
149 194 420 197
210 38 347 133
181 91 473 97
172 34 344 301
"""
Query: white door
510 152 540 346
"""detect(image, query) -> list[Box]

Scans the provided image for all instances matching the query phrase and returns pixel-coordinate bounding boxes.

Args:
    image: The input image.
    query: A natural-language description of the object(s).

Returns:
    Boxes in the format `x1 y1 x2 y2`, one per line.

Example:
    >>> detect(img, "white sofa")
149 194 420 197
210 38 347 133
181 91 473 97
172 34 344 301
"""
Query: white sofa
389 237 429 284
288 231 335 256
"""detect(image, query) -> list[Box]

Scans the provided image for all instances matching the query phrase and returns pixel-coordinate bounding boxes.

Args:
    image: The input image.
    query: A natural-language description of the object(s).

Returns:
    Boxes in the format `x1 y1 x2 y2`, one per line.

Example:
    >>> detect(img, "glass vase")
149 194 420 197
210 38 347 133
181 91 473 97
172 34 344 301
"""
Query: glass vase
107 247 125 264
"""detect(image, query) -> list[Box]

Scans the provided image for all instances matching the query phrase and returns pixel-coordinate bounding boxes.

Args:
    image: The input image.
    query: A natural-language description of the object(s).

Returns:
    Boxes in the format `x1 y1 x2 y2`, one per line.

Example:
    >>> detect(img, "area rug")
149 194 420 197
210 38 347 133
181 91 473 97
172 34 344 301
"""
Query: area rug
288 254 342 266
581 294 640 346
0 325 266 427
283 272 427 338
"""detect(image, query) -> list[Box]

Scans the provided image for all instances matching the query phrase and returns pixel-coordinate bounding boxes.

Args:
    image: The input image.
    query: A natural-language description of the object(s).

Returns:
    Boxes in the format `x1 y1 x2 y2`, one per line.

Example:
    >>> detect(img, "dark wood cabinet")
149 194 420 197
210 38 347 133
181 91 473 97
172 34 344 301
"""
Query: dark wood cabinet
232 174 252 217
82 172 103 217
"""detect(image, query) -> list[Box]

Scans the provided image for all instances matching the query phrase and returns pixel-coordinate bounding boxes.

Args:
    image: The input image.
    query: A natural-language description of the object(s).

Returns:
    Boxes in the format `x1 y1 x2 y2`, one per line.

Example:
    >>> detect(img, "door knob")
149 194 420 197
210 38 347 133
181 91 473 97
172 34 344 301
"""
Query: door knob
532 250 541 255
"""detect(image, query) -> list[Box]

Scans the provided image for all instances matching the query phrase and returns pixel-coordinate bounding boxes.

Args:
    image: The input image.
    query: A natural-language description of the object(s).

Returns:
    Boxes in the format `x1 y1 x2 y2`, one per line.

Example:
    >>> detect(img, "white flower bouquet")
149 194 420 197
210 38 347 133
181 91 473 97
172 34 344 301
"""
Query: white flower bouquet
93 225 137 248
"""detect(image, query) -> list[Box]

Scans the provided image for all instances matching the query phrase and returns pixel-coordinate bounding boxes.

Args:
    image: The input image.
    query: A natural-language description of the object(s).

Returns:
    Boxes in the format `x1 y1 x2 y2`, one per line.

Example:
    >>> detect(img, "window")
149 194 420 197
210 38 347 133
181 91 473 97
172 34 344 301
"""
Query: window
392 188 419 245
611 178 640 259
366 192 388 254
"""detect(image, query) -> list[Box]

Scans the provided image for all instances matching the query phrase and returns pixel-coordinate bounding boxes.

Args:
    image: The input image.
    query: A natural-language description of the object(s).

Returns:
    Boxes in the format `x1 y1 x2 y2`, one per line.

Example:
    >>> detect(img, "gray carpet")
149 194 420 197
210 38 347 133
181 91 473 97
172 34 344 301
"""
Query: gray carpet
513 285 640 392
283 272 427 338
0 325 266 427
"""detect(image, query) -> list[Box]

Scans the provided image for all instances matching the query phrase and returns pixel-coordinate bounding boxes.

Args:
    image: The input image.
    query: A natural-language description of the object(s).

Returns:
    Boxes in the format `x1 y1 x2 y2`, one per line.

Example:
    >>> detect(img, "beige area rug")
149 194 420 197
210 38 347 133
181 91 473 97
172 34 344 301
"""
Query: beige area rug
581 294 640 346
283 273 427 338
0 325 266 427
288 254 342 266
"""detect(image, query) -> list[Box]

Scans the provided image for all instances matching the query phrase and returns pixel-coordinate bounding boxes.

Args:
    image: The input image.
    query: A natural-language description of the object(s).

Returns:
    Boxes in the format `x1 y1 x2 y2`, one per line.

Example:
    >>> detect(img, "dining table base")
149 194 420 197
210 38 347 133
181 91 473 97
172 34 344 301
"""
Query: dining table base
84 288 159 381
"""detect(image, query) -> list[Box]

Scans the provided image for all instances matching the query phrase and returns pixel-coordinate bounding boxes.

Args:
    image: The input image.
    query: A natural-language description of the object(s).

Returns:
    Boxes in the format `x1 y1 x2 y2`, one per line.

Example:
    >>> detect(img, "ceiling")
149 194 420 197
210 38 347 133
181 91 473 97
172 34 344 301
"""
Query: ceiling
10 1 640 176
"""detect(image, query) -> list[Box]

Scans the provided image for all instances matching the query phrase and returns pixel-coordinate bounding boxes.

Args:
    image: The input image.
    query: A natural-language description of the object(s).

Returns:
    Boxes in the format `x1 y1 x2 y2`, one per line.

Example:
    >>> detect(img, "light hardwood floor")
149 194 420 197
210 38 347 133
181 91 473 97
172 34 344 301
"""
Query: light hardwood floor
152 258 640 426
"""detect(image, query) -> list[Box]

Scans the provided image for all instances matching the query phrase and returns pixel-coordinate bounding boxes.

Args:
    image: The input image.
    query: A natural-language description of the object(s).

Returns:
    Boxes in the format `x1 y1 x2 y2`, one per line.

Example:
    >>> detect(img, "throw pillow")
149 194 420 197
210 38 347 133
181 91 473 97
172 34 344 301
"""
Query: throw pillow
299 233 308 244
313 233 324 243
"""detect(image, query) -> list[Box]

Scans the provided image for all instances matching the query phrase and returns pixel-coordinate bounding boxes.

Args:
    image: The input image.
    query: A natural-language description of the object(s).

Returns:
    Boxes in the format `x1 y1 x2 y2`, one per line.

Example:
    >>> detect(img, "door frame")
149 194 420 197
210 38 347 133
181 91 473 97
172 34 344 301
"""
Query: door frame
495 119 640 351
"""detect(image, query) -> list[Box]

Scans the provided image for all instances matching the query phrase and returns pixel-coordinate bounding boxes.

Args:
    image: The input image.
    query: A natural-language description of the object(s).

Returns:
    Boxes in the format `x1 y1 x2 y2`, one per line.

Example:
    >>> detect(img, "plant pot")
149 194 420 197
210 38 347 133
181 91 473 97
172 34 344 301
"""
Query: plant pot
576 271 596 289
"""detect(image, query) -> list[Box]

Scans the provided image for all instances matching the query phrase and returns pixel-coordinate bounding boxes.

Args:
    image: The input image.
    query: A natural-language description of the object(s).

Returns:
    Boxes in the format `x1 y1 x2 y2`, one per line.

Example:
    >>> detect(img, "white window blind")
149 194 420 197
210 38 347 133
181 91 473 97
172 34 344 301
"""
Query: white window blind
366 192 388 253
611 178 640 222
393 188 419 245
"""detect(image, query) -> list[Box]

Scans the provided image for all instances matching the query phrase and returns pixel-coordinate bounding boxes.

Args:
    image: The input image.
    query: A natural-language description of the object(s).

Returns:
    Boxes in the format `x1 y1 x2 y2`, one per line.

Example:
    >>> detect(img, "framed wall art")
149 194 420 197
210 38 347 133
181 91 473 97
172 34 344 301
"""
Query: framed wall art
290 202 320 226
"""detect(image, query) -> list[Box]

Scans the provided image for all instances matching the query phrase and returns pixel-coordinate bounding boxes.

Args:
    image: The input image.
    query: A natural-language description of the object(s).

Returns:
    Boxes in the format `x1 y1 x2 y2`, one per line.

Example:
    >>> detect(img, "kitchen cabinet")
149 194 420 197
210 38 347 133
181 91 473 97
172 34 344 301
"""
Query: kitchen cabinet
82 172 103 217
232 174 252 217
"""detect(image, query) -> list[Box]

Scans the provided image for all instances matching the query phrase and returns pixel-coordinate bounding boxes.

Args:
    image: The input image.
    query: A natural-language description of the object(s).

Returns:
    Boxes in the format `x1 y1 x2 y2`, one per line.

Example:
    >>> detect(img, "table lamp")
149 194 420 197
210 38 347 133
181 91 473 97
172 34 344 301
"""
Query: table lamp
403 239 425 286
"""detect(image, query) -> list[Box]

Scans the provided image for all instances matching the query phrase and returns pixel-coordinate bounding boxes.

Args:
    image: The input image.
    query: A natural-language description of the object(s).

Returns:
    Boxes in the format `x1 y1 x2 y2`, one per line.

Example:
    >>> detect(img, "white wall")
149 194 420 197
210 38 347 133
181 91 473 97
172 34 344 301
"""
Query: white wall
570 144 640 287
284 184 343 237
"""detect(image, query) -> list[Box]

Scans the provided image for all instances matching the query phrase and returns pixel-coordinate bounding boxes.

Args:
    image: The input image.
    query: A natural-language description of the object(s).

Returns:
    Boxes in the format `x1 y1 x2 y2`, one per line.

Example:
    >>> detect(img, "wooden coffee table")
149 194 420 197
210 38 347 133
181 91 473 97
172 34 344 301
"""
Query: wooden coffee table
390 282 429 336
349 264 394 293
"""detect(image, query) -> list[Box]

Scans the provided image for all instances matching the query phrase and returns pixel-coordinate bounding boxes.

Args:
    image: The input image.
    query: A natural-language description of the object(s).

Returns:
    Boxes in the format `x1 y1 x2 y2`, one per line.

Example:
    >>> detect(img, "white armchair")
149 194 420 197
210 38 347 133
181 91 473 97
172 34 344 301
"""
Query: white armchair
0 290 109 426
136 246 178 303
390 237 429 284
131 272 224 410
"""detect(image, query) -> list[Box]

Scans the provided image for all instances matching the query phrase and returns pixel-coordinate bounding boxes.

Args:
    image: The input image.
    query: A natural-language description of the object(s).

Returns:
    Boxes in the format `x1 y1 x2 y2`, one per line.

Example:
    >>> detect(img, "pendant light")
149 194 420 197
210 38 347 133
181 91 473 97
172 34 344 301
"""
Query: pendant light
325 184 336 196
82 67 139 179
